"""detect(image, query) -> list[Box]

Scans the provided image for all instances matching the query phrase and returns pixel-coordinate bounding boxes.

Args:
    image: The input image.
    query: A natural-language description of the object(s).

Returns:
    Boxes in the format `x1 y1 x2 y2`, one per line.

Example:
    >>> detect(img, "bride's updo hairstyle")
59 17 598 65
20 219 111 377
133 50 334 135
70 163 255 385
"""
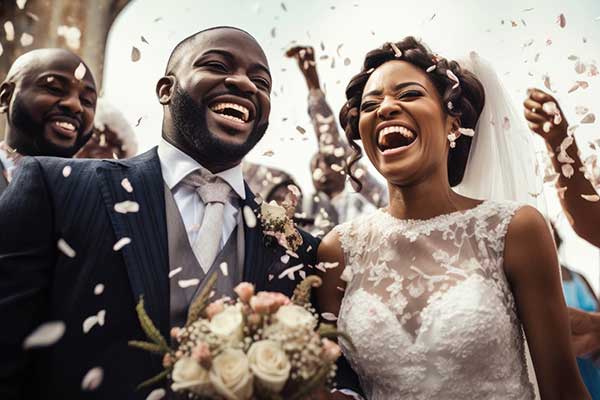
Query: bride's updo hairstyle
340 36 485 189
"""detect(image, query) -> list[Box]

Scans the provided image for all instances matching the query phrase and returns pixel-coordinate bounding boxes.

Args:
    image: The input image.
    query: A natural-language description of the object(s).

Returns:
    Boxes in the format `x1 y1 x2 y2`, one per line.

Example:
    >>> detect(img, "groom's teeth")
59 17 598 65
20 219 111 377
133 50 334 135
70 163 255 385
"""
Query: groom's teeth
210 102 250 122
55 121 76 131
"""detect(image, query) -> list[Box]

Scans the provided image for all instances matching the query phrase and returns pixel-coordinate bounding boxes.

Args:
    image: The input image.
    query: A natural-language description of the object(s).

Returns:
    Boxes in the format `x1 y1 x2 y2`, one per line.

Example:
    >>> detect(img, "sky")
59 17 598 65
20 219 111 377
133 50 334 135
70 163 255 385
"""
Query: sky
103 0 600 290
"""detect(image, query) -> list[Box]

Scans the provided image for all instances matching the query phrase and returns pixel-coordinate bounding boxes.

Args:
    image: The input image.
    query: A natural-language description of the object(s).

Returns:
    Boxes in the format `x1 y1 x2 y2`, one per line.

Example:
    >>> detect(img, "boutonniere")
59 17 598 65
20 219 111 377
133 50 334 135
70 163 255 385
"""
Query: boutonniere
259 185 303 255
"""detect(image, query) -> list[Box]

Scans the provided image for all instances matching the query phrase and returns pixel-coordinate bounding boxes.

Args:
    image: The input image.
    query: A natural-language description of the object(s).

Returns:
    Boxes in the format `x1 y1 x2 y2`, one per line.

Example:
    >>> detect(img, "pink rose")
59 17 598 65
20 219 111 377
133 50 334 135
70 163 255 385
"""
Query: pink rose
250 292 291 314
321 338 341 363
234 282 255 303
191 342 212 369
205 300 225 320
162 353 174 368
170 327 181 339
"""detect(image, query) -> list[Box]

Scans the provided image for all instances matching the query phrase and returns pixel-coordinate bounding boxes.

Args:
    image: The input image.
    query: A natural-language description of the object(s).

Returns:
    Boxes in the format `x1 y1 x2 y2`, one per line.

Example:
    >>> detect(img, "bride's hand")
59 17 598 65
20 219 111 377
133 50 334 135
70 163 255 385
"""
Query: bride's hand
523 88 569 147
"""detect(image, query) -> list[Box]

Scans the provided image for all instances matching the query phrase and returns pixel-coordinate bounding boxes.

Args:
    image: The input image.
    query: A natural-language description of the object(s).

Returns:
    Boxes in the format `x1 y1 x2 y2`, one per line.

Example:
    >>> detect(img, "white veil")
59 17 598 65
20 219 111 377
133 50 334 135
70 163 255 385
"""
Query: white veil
453 51 545 211
453 52 544 399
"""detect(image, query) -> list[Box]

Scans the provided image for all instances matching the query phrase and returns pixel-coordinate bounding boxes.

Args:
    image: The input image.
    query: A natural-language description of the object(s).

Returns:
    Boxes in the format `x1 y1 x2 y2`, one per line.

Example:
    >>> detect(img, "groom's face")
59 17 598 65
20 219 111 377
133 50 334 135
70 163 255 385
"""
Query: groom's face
159 28 272 169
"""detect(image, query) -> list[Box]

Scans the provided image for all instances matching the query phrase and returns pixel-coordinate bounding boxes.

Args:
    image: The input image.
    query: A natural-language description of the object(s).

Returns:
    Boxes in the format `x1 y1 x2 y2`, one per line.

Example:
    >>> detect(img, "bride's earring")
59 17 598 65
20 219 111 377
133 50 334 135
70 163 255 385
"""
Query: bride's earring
447 131 458 149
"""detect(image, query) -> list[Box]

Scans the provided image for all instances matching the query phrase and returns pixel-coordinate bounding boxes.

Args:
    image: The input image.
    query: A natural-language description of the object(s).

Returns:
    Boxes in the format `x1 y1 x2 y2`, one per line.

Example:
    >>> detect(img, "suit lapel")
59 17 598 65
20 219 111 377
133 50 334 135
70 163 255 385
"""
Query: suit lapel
97 148 170 337
241 184 268 289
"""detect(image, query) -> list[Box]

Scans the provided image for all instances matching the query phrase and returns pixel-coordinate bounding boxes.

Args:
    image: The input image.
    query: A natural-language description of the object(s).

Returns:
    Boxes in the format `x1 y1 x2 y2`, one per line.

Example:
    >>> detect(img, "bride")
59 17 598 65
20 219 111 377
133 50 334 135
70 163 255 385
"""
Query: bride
316 37 590 399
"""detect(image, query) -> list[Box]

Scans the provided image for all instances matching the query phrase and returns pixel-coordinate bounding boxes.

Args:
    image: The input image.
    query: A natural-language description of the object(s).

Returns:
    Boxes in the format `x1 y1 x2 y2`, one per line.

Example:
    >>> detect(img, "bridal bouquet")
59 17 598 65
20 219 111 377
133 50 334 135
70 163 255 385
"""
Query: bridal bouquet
130 275 349 400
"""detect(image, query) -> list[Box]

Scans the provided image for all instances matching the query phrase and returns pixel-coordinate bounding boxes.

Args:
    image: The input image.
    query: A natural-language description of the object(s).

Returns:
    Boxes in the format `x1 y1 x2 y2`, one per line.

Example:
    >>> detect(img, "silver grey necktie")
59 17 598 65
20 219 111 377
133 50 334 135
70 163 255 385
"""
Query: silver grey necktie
183 171 232 270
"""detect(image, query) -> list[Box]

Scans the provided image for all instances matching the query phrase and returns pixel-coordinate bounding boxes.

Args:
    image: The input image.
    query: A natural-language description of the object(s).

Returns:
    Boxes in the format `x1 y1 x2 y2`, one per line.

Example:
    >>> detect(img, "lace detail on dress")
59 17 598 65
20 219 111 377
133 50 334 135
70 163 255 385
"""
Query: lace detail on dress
335 200 535 400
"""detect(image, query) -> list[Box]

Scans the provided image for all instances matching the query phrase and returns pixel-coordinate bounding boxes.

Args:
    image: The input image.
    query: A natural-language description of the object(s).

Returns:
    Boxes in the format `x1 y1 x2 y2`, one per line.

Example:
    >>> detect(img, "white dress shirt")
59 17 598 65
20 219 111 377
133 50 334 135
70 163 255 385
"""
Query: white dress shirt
157 139 246 271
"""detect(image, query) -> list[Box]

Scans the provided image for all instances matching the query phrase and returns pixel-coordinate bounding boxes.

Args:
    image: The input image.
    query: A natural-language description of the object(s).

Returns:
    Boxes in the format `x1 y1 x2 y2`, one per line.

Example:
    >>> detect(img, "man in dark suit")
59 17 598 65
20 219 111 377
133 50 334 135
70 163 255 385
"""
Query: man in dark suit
0 48 97 195
0 27 361 399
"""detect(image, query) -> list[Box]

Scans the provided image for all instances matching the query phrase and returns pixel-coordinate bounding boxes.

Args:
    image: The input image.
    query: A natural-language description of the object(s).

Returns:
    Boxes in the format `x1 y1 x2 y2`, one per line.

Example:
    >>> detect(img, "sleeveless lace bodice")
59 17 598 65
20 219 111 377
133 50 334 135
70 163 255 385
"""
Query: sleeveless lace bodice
335 201 535 400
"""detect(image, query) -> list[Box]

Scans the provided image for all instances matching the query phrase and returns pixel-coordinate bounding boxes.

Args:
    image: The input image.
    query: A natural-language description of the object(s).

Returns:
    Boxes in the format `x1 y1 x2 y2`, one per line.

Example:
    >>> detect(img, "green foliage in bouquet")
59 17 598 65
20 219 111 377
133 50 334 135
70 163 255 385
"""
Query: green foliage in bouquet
129 273 352 399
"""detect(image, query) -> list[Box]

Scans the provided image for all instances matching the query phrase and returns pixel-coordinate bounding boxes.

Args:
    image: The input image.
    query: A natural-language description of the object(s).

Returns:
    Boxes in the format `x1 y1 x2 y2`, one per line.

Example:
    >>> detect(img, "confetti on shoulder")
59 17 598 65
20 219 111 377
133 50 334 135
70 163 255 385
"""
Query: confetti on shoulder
114 200 139 214
81 367 104 391
23 321 66 349
113 237 131 251
278 264 304 280
57 238 76 258
121 178 133 193
62 165 72 177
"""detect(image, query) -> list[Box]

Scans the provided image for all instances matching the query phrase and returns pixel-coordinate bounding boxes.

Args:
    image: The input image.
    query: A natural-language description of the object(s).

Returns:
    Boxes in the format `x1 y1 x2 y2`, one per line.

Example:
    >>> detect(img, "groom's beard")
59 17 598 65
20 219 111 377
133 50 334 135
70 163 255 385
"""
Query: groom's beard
170 84 269 163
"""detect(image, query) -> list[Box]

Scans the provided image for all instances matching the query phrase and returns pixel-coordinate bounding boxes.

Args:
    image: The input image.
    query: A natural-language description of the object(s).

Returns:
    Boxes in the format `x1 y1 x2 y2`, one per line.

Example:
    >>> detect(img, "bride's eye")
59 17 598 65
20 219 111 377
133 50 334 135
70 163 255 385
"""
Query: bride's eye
398 90 422 100
360 101 378 112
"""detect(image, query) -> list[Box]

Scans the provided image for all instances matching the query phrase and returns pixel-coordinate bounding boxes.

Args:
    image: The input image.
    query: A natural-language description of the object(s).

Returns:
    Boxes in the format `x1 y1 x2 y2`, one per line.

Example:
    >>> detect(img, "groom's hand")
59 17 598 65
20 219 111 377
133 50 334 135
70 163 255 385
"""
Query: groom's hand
286 45 320 90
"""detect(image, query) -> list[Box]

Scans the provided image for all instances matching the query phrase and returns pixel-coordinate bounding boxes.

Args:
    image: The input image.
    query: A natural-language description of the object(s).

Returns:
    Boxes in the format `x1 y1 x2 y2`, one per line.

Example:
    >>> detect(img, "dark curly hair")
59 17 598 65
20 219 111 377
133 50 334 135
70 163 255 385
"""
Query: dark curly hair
339 36 485 189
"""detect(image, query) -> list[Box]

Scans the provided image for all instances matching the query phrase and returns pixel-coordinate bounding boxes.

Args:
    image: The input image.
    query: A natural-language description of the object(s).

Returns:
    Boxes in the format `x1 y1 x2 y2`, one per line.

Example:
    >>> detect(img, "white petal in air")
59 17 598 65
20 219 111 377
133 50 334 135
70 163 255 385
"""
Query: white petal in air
581 194 600 202
146 389 166 400
62 165 72 177
219 262 228 276
168 267 182 278
20 32 33 47
83 315 98 334
23 321 66 349
114 200 140 214
278 264 304 280
121 178 133 193
562 164 574 178
94 284 104 295
74 62 86 80
178 279 200 288
321 312 338 321
242 205 257 228
112 237 131 251
280 254 290 264
81 367 104 391
57 239 76 258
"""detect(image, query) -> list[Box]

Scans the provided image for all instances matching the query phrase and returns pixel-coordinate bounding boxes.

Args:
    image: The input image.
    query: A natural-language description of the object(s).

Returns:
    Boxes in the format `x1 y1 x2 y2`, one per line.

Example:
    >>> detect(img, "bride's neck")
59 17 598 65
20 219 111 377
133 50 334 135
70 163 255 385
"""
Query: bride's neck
386 174 464 220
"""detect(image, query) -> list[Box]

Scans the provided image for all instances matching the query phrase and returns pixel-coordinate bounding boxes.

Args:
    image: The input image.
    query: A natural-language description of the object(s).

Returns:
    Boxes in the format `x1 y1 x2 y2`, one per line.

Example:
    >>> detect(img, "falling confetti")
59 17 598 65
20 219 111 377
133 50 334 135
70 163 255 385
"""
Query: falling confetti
168 267 182 279
581 113 596 124
135 117 143 127
219 262 228 277
262 150 274 157
344 58 351 66
4 21 14 41
321 312 338 321
20 32 33 47
270 27 276 38
280 254 290 264
120 178 133 193
390 42 402 58
562 164 574 178
81 367 104 391
141 36 149 44
542 75 554 92
426 65 436 73
57 239 76 258
242 205 257 228
114 200 139 214
178 279 200 288
296 125 306 134
581 194 600 202
94 284 104 295
16 0 27 9
23 321 65 349
557 13 567 28
280 2 287 11
112 237 131 251
278 264 304 280
131 46 141 62
74 63 86 80
575 61 586 74
62 165 72 178
146 389 166 400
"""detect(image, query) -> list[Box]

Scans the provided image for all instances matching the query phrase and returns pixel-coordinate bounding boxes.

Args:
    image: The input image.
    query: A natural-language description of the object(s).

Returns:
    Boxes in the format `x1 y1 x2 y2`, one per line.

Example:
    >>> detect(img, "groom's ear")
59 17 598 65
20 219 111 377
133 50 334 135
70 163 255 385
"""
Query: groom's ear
156 75 176 105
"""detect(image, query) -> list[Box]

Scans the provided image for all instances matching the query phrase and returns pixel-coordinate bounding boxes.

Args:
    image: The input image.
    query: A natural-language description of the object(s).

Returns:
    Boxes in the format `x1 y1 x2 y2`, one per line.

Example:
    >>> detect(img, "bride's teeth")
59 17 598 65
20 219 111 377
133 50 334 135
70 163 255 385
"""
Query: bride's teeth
378 125 415 144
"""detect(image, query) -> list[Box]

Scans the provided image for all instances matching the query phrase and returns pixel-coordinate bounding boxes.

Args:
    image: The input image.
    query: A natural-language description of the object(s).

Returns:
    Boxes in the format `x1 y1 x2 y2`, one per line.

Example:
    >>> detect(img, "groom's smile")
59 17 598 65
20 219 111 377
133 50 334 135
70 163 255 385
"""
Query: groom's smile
157 27 272 172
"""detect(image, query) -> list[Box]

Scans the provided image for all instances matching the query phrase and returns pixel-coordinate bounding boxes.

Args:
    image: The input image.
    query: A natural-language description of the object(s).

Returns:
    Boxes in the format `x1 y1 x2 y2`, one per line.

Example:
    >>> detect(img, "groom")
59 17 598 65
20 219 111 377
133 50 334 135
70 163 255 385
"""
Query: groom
0 27 332 399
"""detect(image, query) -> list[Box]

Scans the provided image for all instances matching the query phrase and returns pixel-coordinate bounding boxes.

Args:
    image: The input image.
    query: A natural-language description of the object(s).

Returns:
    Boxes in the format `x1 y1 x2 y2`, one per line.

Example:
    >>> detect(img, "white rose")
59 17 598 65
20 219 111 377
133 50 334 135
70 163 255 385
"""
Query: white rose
209 304 243 344
274 304 316 331
261 200 287 221
171 357 211 394
209 349 253 400
247 340 290 393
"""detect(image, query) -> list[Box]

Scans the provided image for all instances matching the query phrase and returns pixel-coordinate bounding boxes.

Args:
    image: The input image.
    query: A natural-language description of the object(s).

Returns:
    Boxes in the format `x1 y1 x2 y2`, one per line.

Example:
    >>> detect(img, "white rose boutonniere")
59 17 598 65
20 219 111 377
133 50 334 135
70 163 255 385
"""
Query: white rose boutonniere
171 357 211 394
210 348 253 400
259 199 303 254
209 304 243 344
247 340 291 393
260 200 287 221
273 304 316 331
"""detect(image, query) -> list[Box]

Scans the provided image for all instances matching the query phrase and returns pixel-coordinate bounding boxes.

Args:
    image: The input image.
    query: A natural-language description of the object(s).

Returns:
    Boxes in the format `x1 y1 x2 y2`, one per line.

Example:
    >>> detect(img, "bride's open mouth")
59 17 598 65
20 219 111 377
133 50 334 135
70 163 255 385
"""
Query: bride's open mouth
377 125 418 154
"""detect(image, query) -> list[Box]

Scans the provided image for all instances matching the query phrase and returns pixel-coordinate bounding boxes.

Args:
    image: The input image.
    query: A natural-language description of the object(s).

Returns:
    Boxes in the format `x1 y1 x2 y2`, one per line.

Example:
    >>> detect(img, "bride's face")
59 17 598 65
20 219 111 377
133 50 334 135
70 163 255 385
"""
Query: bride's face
358 60 454 186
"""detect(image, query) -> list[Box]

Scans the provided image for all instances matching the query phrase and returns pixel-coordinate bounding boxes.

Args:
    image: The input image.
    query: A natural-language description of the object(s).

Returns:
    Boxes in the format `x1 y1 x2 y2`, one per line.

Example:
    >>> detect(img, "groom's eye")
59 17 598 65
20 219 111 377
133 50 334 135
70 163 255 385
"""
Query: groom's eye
202 61 229 72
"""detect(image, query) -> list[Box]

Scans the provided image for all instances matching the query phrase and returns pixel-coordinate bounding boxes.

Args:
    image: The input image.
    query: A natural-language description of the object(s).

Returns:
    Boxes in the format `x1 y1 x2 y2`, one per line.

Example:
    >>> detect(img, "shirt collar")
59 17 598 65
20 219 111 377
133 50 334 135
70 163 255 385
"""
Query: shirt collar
157 138 246 200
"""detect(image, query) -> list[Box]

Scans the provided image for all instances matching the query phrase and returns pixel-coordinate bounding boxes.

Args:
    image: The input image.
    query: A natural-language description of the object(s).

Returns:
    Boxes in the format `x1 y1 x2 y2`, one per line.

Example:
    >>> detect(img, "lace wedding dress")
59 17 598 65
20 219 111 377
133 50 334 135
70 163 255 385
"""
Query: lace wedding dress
335 201 536 400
